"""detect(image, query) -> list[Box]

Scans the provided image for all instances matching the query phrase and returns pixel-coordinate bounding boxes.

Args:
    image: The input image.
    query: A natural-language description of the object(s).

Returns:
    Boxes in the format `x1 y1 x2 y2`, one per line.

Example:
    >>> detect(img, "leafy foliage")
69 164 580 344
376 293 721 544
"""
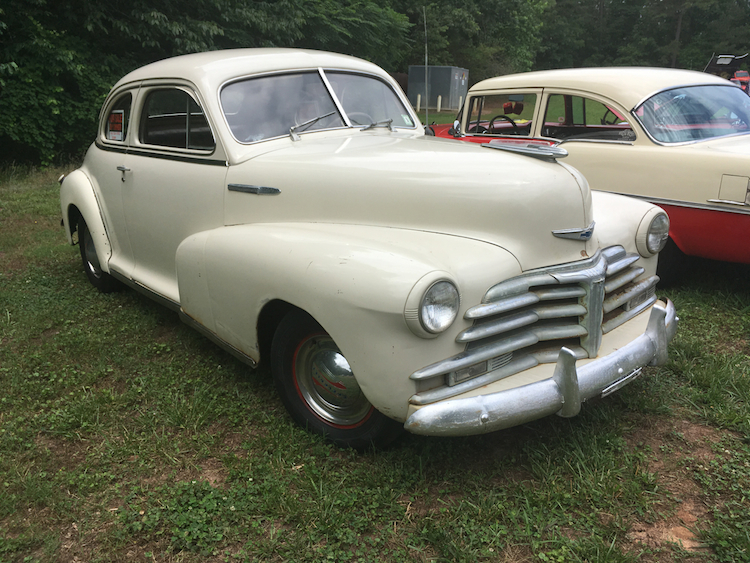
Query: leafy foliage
536 0 750 70
390 0 548 79
0 0 410 164
4 0 750 165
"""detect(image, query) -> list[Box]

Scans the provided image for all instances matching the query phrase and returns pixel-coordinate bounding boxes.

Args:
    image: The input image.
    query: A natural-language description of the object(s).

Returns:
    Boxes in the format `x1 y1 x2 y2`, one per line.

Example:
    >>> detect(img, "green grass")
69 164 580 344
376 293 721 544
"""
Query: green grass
420 110 458 126
2 166 750 561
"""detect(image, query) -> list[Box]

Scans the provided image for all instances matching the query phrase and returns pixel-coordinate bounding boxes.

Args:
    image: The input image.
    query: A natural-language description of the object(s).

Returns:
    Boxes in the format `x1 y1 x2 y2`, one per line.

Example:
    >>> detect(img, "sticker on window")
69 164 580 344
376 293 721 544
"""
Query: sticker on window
108 110 124 141
402 114 413 126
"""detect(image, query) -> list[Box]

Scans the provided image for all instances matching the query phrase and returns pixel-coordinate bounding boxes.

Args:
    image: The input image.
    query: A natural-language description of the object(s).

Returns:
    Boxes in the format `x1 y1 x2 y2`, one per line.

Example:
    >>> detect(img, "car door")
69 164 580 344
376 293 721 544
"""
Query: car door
120 83 228 304
86 88 139 275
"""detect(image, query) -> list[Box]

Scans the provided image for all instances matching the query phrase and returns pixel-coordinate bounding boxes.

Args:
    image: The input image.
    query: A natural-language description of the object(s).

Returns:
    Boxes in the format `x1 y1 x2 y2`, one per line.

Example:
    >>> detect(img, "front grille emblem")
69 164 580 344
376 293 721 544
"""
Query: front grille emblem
552 221 595 241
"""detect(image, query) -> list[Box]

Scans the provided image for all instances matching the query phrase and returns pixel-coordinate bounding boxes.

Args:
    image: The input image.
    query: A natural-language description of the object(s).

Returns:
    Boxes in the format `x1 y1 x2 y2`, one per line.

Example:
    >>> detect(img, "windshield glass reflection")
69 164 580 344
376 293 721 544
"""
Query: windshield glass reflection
635 85 750 143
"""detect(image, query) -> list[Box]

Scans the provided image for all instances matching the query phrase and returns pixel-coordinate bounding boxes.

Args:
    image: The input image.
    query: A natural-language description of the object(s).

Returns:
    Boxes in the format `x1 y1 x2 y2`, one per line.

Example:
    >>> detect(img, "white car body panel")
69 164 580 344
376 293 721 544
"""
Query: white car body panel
60 50 677 441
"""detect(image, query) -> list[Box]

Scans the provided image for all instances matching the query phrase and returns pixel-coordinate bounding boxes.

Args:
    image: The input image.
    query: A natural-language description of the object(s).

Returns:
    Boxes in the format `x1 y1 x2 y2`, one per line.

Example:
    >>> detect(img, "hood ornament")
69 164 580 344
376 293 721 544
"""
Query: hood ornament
552 221 595 241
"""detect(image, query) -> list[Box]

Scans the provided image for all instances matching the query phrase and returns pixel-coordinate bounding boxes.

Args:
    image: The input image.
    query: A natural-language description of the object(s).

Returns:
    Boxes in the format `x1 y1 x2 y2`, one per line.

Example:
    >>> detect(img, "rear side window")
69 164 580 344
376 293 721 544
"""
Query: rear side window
140 89 215 150
542 94 635 141
105 93 132 142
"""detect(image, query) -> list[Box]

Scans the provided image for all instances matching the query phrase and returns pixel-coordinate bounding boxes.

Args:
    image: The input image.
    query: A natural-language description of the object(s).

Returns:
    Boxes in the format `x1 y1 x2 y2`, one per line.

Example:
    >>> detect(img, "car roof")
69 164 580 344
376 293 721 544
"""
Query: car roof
470 67 734 110
113 48 386 90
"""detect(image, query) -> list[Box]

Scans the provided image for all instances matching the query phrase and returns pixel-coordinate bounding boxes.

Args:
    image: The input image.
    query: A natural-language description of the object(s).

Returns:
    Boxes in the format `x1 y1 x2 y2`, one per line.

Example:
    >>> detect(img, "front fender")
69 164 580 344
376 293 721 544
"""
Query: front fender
60 169 112 271
590 191 661 275
175 223 522 421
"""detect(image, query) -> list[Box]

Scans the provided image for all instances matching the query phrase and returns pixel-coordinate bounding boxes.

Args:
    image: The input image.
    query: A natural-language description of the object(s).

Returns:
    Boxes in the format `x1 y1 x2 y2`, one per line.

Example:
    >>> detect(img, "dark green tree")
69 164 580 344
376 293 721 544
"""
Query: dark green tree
388 0 548 82
0 0 410 164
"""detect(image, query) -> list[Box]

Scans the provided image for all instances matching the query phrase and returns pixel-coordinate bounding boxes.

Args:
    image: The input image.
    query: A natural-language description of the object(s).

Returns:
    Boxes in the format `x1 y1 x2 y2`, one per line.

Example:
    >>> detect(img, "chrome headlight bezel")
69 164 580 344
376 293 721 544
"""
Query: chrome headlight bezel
405 273 461 339
636 208 670 257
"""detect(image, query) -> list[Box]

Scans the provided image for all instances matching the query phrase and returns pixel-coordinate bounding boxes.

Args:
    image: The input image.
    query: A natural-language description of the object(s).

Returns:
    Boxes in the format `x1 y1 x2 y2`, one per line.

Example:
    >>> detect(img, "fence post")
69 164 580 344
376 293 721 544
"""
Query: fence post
416 94 421 112
437 95 442 113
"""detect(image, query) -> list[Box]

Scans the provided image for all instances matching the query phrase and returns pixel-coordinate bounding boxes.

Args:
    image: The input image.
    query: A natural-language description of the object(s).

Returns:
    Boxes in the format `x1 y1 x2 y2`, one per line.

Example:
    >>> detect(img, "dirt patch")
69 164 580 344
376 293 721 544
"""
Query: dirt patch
627 497 710 552
198 457 228 486
35 433 90 472
621 415 726 558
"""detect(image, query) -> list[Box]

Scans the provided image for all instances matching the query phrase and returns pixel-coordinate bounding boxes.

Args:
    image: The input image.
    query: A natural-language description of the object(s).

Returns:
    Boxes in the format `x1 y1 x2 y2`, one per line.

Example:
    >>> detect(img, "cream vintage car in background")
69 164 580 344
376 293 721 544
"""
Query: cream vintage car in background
60 49 677 449
435 68 750 270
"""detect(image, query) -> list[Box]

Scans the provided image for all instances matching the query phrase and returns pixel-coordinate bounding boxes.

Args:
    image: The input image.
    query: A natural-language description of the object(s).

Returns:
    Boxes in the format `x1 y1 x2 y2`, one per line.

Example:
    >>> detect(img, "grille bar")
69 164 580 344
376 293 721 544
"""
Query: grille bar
603 275 658 314
457 302 587 343
409 246 659 401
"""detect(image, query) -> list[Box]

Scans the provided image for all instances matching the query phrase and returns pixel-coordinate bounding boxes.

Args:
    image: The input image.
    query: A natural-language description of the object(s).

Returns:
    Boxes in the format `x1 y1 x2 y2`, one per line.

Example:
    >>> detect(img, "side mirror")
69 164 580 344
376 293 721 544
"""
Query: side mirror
451 119 461 137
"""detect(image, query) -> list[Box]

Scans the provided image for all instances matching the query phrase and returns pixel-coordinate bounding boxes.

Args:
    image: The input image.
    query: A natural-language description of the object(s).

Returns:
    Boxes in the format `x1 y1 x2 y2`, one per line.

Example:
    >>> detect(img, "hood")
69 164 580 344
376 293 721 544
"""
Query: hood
224 133 594 271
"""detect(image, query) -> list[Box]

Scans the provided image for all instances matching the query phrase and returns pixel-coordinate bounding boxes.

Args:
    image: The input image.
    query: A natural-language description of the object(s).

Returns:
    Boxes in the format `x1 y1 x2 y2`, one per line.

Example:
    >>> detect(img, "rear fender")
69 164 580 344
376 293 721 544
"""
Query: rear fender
60 169 112 271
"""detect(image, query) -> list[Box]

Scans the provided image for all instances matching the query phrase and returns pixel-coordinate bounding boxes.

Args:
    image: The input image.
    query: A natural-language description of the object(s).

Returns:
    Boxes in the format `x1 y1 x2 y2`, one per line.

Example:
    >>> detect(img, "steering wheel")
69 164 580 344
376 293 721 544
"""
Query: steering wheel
488 114 518 134
601 109 621 125
347 112 375 126
467 124 487 133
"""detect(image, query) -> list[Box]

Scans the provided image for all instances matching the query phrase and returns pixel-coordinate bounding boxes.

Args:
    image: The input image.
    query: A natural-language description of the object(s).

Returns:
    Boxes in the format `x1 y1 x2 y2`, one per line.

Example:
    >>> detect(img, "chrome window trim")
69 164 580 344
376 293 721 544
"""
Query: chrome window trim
319 67 352 128
557 139 635 146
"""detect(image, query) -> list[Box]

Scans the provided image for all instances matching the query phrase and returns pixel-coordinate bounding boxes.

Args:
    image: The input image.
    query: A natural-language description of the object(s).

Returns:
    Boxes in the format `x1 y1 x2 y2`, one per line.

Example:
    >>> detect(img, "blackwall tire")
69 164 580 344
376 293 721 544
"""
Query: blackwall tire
271 310 402 450
78 218 120 293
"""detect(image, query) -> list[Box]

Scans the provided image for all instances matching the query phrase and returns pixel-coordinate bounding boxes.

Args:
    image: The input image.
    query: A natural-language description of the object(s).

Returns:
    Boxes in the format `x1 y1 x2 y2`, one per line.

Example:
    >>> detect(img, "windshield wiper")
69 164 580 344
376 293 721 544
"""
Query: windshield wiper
289 111 336 141
361 119 394 132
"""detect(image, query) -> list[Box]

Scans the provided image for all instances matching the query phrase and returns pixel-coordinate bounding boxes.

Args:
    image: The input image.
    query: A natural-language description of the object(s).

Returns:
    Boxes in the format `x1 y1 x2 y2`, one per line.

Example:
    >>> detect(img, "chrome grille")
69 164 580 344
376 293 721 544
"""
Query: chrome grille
410 246 658 405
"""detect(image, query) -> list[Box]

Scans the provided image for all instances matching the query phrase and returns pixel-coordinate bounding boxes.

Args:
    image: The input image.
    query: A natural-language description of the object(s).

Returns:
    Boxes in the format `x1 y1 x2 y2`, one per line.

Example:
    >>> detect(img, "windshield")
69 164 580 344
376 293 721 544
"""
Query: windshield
221 71 414 143
635 85 750 143
325 72 415 128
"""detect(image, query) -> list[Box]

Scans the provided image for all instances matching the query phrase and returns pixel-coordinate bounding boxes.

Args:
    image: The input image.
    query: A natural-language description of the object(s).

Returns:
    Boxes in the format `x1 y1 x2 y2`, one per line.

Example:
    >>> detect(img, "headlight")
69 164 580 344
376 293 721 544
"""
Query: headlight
636 208 670 257
405 273 461 338
647 213 670 254
420 281 460 333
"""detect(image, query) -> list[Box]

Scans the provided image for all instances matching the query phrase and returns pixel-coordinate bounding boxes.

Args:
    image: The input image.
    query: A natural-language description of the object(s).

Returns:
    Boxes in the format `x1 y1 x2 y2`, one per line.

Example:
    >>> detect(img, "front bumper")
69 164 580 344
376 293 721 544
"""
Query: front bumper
404 299 677 436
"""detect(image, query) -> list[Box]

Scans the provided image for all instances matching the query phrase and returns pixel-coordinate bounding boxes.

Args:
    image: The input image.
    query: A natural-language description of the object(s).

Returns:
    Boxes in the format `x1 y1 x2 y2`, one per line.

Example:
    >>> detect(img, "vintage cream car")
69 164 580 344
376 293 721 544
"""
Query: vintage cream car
60 50 677 449
435 68 750 267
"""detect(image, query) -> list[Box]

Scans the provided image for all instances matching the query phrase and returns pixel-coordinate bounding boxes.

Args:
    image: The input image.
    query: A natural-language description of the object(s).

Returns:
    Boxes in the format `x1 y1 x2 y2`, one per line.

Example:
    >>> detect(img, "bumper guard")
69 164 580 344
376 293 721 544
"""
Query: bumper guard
404 299 677 436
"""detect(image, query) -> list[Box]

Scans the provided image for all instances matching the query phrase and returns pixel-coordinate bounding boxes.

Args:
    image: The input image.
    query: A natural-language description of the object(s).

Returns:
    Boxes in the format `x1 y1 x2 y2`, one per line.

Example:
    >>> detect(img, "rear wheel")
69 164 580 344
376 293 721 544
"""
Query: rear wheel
78 218 120 293
271 311 402 450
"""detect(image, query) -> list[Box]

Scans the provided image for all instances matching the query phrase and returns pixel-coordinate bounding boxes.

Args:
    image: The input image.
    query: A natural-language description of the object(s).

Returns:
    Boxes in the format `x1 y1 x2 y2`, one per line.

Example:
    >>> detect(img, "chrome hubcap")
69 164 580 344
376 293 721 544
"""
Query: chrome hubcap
294 334 372 426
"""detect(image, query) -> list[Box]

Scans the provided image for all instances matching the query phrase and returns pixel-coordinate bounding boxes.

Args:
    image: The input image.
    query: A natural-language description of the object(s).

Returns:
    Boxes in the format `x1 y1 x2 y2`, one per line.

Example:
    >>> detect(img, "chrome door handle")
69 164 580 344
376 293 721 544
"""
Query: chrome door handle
116 165 130 182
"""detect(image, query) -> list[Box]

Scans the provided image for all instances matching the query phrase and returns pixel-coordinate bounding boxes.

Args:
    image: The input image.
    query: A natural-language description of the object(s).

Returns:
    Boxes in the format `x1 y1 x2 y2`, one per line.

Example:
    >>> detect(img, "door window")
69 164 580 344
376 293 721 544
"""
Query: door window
466 93 536 136
140 89 215 150
542 94 635 141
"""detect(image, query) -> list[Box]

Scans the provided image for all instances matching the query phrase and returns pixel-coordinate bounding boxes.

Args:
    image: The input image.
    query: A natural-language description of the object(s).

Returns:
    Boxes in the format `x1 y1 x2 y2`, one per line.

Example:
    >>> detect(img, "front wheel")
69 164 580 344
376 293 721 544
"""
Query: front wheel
78 218 120 293
271 311 402 450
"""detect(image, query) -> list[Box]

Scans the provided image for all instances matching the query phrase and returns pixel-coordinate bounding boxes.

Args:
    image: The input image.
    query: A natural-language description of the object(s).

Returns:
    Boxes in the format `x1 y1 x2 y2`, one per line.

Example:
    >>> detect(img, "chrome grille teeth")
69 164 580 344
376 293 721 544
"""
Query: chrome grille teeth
409 246 661 405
